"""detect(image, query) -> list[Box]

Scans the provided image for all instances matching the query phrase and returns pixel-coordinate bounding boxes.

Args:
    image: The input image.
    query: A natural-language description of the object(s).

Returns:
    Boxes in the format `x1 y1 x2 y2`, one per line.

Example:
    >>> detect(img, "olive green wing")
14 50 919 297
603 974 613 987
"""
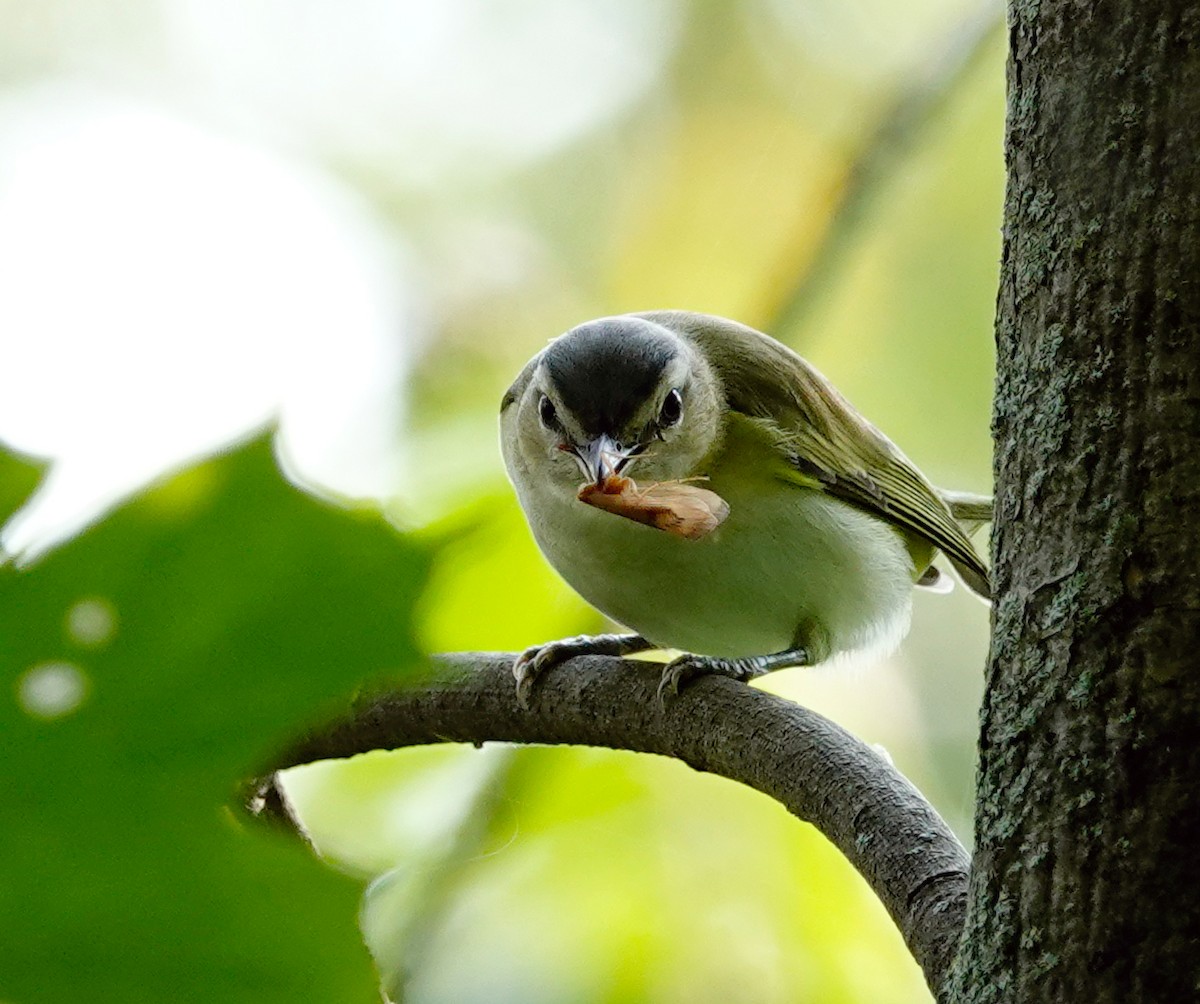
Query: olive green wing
637 311 992 599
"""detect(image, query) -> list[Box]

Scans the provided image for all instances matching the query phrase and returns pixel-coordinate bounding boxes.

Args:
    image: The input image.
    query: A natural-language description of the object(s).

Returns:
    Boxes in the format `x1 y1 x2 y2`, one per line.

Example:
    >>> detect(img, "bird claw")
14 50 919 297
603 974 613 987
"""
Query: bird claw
655 660 688 706
512 646 550 710
511 636 594 709
656 654 765 708
512 656 538 711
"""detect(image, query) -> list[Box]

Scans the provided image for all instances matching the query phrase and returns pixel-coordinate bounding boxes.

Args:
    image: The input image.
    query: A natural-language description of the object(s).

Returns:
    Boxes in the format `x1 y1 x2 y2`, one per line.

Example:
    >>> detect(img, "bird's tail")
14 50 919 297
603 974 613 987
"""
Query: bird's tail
926 488 993 600
939 489 993 537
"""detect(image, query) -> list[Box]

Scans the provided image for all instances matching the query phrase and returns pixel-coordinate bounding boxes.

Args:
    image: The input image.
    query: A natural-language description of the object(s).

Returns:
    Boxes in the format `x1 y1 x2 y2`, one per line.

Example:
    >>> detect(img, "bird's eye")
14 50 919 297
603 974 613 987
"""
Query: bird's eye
658 388 683 427
538 394 558 429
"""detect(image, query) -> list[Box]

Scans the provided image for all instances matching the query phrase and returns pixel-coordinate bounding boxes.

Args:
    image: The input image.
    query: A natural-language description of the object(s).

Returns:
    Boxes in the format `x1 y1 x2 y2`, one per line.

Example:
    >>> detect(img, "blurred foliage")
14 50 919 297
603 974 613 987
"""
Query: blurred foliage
0 443 43 524
0 436 428 1003
2 1 1004 1001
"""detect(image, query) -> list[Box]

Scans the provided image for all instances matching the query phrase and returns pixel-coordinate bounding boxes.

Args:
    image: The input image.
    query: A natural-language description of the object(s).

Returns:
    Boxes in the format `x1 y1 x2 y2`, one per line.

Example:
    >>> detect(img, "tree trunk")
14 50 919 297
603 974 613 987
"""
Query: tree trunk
945 1 1200 1000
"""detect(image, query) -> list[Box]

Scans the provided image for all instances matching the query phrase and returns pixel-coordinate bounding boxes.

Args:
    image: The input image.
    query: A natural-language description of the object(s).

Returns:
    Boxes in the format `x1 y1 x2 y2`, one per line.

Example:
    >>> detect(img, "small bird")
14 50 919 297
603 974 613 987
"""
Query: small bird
500 311 991 704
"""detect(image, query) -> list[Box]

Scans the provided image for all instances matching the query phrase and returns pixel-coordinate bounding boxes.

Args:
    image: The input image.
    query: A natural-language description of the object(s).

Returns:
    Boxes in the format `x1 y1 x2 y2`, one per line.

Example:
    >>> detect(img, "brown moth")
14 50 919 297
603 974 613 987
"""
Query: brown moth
577 475 729 540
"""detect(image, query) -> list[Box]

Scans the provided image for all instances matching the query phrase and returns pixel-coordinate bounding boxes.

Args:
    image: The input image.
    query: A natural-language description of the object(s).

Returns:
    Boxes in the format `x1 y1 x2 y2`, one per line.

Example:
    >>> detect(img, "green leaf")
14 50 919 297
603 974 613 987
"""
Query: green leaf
0 434 429 1003
0 438 45 527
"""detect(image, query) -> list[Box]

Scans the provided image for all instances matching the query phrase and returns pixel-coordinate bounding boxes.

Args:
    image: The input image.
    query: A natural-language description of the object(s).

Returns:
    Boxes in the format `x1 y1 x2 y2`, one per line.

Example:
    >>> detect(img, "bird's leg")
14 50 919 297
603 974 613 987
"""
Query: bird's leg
657 646 810 704
513 633 654 708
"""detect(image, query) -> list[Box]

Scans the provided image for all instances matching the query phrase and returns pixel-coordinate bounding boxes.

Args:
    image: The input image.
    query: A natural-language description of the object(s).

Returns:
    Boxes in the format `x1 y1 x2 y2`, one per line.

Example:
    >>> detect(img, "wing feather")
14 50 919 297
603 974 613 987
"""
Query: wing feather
637 311 991 599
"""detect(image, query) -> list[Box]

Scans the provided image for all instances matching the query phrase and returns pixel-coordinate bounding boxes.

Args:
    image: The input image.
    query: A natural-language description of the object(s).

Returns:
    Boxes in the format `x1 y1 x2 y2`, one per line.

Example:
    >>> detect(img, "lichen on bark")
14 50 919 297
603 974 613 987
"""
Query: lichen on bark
945 1 1200 1000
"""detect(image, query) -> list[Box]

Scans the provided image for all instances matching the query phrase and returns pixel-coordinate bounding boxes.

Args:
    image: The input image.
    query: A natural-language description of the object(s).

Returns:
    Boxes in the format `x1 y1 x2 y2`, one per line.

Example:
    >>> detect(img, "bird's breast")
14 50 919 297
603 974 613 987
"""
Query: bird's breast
514 446 917 664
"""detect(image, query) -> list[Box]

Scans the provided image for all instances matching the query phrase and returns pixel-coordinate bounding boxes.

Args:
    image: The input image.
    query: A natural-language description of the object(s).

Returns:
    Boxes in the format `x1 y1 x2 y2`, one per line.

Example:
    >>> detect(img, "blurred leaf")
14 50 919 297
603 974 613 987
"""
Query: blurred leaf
0 434 430 1003
0 439 44 527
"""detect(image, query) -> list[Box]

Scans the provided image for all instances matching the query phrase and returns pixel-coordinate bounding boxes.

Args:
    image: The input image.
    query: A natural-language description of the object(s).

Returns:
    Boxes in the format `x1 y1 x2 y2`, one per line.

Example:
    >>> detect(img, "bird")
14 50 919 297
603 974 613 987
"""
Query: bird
499 310 991 705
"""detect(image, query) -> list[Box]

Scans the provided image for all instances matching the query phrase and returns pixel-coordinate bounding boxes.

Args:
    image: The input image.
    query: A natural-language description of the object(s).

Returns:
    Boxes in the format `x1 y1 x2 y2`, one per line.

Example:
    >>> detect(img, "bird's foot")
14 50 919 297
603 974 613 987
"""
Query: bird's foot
512 633 651 709
656 647 809 706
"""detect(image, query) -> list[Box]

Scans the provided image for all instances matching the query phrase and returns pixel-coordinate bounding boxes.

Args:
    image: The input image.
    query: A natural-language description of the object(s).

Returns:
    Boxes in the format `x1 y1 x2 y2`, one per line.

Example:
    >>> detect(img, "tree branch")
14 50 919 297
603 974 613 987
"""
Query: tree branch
263 652 969 992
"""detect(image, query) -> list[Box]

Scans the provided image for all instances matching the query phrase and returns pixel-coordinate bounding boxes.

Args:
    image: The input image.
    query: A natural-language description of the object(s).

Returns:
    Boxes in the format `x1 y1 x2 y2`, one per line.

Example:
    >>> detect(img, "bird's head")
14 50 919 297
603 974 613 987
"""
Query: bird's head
506 315 724 494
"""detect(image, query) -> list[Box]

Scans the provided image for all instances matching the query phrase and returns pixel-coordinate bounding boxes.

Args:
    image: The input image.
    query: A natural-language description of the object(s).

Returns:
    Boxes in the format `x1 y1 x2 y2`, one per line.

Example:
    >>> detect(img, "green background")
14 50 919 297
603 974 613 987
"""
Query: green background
1 3 1002 1001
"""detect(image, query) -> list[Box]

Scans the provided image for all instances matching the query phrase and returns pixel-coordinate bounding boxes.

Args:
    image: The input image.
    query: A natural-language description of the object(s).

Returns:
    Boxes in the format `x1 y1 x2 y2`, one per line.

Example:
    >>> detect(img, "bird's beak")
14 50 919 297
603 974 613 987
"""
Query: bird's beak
574 434 636 486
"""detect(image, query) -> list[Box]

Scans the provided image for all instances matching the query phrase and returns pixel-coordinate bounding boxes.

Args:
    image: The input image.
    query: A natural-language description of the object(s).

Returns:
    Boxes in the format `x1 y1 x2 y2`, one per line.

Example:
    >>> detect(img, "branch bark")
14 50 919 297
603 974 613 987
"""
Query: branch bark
265 652 969 992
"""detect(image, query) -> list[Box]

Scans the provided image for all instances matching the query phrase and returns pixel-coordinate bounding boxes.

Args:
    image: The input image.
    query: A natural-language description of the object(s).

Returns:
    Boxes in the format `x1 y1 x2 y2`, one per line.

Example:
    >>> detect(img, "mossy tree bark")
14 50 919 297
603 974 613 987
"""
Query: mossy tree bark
945 1 1200 1000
